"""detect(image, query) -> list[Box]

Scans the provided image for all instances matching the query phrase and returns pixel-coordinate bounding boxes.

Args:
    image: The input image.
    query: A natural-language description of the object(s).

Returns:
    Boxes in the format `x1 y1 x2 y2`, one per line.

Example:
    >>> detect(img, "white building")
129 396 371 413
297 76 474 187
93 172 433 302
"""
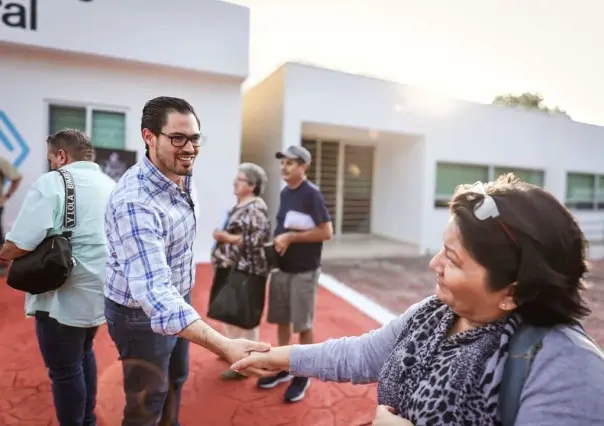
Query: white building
0 0 250 262
242 63 604 258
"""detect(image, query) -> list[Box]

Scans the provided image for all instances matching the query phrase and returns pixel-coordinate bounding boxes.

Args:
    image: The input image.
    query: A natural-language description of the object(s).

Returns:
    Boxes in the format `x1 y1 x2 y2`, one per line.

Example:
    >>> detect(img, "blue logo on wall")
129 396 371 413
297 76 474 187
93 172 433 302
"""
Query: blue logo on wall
0 110 30 169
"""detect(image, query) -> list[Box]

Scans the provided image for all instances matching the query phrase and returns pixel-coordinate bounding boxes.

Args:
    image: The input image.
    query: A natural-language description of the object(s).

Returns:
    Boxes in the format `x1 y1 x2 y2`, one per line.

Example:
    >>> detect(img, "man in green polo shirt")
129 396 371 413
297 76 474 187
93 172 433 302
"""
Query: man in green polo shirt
0 129 116 426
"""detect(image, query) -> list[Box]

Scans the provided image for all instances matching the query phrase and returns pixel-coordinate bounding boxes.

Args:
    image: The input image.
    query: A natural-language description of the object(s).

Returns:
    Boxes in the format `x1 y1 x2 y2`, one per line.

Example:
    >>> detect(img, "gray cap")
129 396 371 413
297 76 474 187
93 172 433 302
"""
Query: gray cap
275 145 312 165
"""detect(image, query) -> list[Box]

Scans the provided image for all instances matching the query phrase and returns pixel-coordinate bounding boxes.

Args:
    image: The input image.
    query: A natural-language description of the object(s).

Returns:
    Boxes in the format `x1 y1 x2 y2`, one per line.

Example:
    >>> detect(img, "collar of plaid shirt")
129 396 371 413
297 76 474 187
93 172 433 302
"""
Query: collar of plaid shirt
142 154 193 196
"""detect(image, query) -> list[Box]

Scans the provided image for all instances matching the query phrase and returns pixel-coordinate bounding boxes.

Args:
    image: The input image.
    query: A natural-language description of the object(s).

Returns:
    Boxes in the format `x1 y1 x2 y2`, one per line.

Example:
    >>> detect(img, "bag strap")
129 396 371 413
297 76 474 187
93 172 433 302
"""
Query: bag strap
54 169 76 236
499 323 602 426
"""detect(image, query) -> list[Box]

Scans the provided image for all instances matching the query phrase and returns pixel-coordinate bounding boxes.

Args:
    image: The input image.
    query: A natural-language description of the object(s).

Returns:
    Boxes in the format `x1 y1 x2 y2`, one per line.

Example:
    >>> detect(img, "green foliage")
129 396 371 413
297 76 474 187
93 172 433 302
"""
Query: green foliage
492 92 568 117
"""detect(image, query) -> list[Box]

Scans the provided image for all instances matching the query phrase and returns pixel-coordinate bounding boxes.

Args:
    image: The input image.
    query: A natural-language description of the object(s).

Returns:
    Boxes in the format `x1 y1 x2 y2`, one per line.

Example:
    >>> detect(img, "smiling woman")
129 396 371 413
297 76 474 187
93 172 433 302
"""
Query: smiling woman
232 173 604 426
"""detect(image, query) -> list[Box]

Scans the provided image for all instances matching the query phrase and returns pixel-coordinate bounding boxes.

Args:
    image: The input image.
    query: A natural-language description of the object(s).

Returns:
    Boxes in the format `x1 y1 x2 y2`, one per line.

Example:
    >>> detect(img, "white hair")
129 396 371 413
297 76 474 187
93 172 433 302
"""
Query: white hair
238 162 268 195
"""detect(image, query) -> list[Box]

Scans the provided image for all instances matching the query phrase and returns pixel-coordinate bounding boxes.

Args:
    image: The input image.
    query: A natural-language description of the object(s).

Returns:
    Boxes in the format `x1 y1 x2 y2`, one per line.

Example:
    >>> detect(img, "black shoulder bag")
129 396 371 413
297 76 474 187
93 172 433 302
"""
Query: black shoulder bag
7 169 77 295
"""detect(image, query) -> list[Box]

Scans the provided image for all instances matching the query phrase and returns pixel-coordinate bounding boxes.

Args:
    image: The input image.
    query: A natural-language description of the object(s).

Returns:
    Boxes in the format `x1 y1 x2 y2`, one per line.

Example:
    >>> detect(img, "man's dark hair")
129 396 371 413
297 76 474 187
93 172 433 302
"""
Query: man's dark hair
47 129 95 162
141 97 200 152
449 173 591 327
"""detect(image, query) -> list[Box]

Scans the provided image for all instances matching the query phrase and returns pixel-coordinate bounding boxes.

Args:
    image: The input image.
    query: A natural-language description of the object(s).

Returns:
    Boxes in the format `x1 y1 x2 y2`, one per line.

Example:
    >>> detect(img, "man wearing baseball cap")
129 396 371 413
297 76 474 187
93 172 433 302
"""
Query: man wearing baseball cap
257 145 333 403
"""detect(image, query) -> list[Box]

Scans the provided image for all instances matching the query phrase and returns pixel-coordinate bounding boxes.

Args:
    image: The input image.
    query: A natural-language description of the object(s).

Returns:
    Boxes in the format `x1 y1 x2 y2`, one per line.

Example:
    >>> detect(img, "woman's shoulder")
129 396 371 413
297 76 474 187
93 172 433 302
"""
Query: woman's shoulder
544 325 603 357
531 325 603 380
516 325 604 424
392 296 441 325
242 198 270 219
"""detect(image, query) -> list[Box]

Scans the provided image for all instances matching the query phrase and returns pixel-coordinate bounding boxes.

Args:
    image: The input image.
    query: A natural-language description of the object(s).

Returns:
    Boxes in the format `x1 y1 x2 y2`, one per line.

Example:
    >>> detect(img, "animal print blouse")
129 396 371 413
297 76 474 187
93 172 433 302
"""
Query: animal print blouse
211 198 271 277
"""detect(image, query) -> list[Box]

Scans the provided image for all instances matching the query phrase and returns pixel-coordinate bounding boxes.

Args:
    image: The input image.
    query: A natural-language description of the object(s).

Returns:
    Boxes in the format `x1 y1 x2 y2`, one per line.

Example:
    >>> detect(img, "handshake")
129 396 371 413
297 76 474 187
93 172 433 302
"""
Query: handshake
219 338 291 377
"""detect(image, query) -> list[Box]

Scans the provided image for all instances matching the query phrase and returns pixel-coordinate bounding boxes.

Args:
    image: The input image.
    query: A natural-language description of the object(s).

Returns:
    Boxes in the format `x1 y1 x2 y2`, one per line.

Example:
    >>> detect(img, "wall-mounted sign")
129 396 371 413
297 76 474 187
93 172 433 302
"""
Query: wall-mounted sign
0 0 37 31
0 110 29 169
1 0 92 31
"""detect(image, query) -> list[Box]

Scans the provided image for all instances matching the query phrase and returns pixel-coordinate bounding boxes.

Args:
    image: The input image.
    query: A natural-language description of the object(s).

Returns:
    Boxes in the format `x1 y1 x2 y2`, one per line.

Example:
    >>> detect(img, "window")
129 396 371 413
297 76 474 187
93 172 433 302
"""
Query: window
434 163 547 208
49 105 126 150
565 173 604 210
435 163 489 208
49 106 86 133
493 167 545 187
91 111 126 149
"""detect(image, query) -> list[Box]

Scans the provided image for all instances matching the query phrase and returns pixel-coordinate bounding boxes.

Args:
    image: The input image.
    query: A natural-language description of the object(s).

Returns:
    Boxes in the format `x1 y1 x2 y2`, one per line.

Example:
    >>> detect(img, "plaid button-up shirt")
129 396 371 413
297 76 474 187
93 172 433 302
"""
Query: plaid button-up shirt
104 155 199 335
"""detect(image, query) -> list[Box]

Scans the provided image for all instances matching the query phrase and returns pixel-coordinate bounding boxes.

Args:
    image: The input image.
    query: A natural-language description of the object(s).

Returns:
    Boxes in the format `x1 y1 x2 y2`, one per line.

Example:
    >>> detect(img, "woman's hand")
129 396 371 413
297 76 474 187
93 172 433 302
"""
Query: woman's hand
213 229 242 245
230 346 293 376
372 405 414 426
213 229 227 242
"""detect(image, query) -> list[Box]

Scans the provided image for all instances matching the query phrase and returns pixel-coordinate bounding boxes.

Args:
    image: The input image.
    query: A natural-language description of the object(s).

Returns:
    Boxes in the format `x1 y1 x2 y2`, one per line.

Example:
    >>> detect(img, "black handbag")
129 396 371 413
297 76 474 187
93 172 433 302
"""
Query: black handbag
7 169 77 295
207 233 267 330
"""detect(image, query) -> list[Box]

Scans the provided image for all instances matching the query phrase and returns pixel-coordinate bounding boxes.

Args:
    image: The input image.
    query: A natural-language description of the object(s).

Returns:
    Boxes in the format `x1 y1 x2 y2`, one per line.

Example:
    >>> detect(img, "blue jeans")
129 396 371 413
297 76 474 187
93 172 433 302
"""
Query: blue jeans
105 295 190 426
34 311 98 426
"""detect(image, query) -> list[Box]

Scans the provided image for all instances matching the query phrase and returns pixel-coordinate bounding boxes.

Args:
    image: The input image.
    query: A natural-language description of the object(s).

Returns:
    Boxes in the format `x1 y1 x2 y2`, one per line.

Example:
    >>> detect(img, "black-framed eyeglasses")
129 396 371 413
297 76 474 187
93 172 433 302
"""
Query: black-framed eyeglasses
160 132 206 148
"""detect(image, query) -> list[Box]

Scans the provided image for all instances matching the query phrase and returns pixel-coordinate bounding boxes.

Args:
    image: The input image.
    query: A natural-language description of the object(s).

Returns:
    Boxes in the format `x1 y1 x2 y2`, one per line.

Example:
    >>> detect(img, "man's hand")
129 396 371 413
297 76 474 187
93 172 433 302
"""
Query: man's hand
231 345 292 376
372 405 413 426
0 196 6 207
274 232 294 255
220 338 272 375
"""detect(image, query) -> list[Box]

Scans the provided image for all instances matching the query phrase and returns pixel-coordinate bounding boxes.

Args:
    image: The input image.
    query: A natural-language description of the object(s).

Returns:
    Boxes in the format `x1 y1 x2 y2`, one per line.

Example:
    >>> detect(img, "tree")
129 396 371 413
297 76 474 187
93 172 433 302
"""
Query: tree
492 92 569 117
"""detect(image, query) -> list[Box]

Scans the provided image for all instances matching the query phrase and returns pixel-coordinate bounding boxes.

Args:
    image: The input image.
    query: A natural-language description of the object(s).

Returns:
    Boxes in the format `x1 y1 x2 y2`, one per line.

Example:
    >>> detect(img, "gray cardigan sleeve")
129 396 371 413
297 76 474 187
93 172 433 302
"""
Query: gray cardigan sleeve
515 328 604 425
289 300 426 383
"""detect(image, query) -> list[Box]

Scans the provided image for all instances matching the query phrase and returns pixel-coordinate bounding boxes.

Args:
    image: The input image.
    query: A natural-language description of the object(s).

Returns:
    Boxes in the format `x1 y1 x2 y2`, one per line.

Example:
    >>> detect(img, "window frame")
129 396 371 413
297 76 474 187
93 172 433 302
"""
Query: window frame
492 165 545 187
565 172 604 211
434 162 490 208
46 100 128 150
434 162 547 208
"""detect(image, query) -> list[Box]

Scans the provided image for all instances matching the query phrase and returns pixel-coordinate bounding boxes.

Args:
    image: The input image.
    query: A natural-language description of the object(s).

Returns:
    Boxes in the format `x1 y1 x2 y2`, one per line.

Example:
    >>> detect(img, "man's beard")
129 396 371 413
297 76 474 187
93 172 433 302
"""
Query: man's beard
156 146 194 176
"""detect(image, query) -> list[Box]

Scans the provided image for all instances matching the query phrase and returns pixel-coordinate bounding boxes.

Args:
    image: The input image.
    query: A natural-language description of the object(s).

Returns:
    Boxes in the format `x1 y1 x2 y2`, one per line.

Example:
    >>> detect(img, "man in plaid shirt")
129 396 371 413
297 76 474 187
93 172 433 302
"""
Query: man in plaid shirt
104 97 269 425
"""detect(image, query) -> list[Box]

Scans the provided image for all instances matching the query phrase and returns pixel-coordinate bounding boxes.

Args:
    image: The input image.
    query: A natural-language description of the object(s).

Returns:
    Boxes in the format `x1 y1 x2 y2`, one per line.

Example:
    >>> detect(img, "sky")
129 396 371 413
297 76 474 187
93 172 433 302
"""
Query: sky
228 0 603 126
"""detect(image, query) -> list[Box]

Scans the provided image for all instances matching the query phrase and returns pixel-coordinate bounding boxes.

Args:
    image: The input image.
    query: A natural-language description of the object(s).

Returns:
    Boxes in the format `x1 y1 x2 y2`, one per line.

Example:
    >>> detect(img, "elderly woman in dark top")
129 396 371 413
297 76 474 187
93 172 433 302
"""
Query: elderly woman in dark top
210 162 271 380
232 174 604 425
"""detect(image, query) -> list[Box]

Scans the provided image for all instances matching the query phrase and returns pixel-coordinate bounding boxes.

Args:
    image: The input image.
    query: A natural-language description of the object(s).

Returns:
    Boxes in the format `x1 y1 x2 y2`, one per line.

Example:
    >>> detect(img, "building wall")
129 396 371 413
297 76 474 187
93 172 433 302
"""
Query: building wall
0 46 243 262
0 0 249 78
372 137 425 246
245 63 604 257
241 67 286 222
420 102 604 257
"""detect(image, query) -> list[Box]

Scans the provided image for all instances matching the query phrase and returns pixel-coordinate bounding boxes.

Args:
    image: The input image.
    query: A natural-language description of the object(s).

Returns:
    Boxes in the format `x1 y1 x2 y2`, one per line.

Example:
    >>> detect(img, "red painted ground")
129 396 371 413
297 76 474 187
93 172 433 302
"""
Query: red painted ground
0 265 379 426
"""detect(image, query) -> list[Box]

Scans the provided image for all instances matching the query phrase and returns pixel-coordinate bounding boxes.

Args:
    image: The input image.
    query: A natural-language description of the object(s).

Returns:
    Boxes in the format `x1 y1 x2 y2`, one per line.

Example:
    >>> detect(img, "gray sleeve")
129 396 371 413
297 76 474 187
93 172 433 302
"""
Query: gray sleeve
515 329 604 425
289 299 427 384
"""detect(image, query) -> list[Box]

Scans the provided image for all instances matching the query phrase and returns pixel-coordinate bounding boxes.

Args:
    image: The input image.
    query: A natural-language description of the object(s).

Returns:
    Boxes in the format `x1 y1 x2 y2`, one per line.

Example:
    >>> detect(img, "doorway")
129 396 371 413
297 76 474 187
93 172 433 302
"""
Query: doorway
301 139 374 235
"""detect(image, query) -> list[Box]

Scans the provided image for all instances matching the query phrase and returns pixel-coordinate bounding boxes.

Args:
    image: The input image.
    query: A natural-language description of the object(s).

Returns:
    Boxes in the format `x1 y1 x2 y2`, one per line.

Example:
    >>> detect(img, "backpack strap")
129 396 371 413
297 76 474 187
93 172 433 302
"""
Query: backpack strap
499 323 602 426
54 169 76 237
499 325 549 426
